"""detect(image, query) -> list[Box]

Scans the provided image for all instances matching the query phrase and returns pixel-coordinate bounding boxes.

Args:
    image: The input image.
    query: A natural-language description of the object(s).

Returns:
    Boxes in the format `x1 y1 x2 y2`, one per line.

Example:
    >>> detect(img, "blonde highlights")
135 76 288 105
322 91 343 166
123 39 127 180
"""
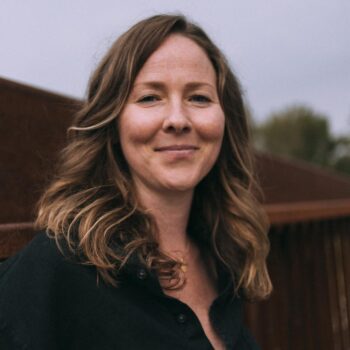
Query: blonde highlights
36 14 272 299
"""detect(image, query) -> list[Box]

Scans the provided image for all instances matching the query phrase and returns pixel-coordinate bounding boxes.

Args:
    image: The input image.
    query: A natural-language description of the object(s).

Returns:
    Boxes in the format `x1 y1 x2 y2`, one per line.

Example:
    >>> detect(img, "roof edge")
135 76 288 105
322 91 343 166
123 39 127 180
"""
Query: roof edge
255 151 350 185
265 198 350 225
0 76 82 105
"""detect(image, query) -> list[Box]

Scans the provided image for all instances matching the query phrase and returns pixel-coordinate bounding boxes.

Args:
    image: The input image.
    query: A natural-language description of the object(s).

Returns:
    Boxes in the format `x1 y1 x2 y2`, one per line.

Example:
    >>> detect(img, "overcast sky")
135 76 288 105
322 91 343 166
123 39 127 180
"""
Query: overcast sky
1 0 349 135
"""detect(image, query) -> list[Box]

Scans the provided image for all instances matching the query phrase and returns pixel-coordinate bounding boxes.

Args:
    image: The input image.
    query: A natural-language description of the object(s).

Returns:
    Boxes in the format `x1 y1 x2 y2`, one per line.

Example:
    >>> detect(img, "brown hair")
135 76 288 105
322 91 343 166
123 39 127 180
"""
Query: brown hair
36 14 272 299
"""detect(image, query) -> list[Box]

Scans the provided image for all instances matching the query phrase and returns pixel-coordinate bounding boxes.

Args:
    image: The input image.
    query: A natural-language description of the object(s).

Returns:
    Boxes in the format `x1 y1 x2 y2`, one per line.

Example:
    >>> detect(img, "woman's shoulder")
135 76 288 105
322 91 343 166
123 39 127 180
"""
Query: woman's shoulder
0 231 71 282
0 230 98 292
0 231 99 349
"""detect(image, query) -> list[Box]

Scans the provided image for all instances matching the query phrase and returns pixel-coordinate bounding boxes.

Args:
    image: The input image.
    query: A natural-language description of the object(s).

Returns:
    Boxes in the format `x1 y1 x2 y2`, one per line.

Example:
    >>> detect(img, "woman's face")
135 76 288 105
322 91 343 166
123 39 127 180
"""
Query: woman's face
118 34 225 198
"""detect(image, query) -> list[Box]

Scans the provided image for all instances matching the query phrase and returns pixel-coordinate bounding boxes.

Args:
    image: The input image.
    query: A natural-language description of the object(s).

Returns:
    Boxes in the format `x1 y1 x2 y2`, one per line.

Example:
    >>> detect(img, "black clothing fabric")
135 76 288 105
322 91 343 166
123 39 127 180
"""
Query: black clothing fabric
0 232 260 349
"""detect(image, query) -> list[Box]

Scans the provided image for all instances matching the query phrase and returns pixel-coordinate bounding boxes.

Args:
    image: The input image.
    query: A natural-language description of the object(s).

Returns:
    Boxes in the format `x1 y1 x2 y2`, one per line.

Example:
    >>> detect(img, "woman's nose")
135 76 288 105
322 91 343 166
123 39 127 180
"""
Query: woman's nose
162 102 191 134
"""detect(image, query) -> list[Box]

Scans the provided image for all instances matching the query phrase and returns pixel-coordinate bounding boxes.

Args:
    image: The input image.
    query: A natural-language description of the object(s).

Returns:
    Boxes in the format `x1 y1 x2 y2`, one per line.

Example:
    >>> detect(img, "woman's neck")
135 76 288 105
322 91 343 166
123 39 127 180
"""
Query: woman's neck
135 183 194 254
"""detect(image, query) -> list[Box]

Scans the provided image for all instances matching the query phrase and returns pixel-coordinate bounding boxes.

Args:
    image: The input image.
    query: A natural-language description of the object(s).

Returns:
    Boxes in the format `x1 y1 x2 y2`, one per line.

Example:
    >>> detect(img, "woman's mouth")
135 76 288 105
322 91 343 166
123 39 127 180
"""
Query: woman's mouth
154 145 199 152
154 145 199 159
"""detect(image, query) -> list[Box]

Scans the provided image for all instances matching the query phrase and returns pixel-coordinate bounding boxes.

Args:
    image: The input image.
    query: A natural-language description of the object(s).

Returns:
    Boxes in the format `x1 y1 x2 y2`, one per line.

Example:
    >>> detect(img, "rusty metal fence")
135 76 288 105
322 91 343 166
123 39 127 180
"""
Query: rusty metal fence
245 201 350 350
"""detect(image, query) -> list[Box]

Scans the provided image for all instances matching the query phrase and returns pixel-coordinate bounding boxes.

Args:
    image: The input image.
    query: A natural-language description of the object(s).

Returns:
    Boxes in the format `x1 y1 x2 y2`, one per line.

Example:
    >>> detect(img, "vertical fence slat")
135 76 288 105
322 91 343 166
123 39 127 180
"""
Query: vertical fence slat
300 221 316 350
332 219 350 349
324 220 343 350
340 218 350 346
268 226 290 350
311 221 333 350
287 223 306 350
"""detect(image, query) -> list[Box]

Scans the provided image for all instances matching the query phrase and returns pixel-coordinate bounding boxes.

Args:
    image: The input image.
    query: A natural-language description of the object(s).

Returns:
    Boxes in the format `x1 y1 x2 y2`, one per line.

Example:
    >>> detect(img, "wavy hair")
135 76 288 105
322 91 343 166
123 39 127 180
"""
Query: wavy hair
35 14 272 299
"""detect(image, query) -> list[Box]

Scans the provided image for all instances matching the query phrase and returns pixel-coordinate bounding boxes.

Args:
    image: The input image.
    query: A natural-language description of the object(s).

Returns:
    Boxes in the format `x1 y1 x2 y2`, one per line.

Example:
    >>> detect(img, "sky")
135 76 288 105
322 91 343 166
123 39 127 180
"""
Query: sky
1 0 349 135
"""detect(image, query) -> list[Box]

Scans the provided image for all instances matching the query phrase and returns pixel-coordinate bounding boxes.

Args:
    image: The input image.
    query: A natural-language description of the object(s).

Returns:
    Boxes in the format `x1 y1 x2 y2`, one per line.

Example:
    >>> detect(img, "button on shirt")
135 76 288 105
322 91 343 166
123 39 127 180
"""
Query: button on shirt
0 232 260 349
177 313 187 323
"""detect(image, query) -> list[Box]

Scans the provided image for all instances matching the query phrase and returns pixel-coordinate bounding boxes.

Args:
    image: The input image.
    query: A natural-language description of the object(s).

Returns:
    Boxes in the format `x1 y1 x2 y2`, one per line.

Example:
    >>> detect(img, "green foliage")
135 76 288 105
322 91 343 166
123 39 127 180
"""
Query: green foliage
331 136 350 174
334 156 350 174
253 105 350 176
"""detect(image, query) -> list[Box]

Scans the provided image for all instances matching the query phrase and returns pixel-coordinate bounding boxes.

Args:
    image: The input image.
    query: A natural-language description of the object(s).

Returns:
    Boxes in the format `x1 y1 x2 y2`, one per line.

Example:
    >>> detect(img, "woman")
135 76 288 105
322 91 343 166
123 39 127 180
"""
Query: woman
0 14 272 349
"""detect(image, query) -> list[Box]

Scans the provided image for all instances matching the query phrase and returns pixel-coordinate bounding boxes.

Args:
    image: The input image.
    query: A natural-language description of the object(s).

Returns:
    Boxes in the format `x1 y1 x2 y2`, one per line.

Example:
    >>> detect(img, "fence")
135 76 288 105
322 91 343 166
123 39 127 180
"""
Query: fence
245 199 350 349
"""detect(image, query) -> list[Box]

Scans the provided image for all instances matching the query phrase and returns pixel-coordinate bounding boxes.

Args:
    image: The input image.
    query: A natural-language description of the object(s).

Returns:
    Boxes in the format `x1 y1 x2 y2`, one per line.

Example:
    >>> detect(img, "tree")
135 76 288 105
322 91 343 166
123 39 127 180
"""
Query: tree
330 136 350 174
254 105 333 166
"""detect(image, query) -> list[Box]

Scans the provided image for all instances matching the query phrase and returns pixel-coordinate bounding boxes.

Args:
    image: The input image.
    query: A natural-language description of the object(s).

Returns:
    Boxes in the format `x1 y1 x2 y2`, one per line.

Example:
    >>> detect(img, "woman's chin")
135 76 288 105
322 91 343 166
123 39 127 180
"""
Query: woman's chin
158 179 198 194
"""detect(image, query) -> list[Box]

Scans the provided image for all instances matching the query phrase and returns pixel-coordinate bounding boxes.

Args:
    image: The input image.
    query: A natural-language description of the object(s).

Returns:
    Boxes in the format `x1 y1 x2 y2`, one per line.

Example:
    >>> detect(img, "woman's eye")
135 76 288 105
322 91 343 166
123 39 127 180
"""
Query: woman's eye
190 95 211 103
137 95 159 103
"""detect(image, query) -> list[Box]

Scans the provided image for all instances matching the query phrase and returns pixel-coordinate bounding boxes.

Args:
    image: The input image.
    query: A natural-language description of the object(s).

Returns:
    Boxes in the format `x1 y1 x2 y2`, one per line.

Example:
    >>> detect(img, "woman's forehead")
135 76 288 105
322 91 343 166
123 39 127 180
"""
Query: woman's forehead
133 35 216 87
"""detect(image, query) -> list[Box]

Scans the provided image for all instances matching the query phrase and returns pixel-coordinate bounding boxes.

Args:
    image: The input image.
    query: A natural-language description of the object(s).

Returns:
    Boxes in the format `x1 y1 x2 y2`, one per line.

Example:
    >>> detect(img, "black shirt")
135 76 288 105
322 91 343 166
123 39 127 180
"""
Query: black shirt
0 232 260 349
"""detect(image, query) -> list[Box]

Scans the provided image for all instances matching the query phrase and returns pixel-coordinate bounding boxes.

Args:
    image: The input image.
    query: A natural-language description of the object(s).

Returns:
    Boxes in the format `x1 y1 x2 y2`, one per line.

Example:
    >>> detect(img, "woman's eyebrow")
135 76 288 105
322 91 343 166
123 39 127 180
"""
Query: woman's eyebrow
184 82 216 92
132 81 166 90
133 81 215 91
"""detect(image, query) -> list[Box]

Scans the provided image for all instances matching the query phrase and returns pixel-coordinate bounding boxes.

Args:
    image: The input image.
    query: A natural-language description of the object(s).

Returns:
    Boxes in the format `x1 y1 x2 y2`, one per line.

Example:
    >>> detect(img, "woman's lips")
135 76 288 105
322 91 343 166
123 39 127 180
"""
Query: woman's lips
154 145 199 159
154 145 199 152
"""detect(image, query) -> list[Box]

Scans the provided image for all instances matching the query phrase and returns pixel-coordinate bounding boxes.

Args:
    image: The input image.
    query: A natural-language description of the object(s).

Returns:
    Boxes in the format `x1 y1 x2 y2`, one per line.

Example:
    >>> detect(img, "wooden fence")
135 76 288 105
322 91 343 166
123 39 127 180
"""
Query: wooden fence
245 200 350 349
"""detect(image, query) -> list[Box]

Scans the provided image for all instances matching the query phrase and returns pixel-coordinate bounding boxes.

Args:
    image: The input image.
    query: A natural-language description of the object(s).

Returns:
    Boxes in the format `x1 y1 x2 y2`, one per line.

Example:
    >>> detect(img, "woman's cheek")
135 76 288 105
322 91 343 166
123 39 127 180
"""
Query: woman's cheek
121 108 162 143
197 111 225 141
